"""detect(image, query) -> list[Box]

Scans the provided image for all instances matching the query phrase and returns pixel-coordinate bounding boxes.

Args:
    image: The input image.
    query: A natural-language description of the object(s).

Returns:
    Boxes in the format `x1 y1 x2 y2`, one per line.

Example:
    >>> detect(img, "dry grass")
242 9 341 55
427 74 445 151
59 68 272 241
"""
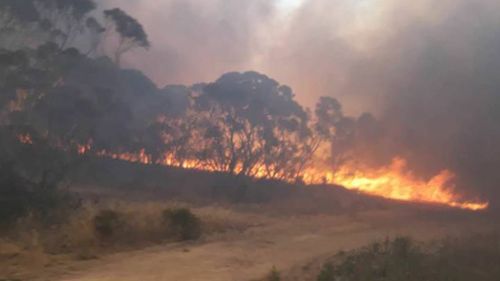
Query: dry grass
290 234 500 281
0 199 258 279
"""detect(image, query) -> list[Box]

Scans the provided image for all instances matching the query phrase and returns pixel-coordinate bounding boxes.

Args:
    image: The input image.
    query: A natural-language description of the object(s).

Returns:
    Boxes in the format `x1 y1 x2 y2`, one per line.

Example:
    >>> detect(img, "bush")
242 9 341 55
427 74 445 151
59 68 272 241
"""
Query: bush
162 208 201 241
93 209 123 239
316 235 500 281
0 165 33 226
266 266 281 281
316 263 334 281
0 161 77 227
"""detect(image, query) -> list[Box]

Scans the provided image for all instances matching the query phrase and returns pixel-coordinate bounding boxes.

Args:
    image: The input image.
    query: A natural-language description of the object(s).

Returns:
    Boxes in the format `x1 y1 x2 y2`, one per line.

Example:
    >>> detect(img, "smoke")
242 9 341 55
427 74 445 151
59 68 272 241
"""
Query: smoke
281 0 500 203
101 0 500 204
101 0 276 85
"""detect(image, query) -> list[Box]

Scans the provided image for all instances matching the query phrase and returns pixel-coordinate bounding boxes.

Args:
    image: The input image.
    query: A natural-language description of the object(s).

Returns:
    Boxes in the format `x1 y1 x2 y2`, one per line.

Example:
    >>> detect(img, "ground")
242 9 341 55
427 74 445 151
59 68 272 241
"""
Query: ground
30 209 494 281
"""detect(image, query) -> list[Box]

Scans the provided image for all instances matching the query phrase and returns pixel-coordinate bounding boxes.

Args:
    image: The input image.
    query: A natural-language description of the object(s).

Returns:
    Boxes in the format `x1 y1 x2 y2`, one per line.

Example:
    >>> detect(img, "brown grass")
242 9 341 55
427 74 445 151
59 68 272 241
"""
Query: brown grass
0 199 257 279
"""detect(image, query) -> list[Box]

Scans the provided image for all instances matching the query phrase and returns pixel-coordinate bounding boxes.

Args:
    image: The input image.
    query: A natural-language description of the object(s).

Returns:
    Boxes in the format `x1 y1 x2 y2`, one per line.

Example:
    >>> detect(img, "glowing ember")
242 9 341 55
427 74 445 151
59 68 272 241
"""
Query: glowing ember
17 134 33 144
101 149 152 165
77 143 91 155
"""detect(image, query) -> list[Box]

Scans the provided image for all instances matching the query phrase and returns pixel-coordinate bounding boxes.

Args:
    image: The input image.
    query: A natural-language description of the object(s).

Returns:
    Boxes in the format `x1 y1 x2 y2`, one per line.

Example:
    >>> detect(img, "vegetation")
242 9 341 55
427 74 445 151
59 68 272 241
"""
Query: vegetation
0 201 246 261
316 263 335 281
93 209 124 239
266 266 281 281
0 0 375 228
162 207 202 241
315 235 500 281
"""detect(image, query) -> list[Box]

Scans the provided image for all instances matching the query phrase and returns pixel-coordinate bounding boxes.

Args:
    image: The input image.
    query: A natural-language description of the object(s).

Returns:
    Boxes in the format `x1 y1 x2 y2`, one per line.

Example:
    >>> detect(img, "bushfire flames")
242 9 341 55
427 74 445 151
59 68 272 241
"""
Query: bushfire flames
93 149 489 211
18 135 489 211
316 158 489 211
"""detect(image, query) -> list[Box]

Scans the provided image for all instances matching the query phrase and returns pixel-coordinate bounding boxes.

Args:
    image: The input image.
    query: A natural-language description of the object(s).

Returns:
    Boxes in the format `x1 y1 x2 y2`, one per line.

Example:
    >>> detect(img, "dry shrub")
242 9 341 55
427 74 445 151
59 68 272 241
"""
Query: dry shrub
162 208 201 241
315 235 500 281
93 210 124 239
1 199 258 271
266 266 281 281
195 206 258 234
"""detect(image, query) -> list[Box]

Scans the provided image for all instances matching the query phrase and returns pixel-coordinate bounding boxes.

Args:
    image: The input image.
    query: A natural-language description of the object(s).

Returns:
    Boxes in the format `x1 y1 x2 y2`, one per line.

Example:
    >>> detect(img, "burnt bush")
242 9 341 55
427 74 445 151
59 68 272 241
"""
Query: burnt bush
0 129 82 227
162 207 201 241
93 209 124 239
0 163 33 226
0 161 78 227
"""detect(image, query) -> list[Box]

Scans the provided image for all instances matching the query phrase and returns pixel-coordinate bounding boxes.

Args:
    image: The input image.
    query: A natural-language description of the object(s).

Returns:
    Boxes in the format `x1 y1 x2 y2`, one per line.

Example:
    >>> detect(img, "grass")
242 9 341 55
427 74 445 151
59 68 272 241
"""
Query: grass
0 199 255 279
266 266 281 281
314 235 500 281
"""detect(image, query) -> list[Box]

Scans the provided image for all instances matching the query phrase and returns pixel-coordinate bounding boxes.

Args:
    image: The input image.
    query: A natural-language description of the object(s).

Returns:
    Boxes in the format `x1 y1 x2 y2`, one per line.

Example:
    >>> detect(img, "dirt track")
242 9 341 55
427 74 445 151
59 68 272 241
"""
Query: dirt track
46 210 489 281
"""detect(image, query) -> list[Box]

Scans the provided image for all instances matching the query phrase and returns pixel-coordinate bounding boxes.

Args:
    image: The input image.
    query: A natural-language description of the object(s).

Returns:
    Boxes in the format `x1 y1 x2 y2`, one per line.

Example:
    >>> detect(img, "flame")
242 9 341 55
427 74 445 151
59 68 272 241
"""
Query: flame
314 158 488 211
14 135 488 211
100 149 152 165
100 151 488 210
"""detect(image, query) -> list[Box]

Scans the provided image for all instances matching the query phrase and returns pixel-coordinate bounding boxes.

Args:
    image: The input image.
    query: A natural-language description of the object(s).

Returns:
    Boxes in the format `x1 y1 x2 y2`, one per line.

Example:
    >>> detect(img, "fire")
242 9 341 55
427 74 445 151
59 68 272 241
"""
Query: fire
17 134 33 144
14 135 489 211
101 149 152 165
102 151 488 210
316 158 488 211
77 143 91 155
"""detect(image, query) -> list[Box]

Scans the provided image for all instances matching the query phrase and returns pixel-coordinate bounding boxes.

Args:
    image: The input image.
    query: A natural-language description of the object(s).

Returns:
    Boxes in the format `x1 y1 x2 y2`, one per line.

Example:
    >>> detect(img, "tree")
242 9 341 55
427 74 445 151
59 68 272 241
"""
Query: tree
36 0 97 49
194 71 311 178
103 8 150 65
0 0 98 50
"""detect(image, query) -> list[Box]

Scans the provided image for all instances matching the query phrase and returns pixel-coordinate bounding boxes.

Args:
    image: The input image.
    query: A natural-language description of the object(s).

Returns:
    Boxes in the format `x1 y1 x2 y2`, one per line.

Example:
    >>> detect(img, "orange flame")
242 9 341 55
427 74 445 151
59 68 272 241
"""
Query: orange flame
102 151 488 210
99 149 152 165
313 158 488 211
14 135 489 211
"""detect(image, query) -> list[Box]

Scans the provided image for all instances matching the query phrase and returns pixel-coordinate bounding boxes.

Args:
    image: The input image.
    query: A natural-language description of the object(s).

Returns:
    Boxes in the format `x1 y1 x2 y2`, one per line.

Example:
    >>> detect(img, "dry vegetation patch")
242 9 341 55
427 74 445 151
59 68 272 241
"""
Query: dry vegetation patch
286 234 500 281
0 199 257 279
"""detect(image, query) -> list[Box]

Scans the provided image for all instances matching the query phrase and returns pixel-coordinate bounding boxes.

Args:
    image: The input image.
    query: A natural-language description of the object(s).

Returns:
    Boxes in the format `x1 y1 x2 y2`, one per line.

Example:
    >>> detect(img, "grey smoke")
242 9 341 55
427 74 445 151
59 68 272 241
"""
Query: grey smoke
102 0 500 205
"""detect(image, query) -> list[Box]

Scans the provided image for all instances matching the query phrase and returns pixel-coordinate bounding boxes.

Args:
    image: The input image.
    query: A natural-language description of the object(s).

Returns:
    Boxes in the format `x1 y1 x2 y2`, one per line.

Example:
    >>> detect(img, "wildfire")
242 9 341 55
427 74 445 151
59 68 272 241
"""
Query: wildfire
14 135 489 211
103 150 488 210
316 158 489 211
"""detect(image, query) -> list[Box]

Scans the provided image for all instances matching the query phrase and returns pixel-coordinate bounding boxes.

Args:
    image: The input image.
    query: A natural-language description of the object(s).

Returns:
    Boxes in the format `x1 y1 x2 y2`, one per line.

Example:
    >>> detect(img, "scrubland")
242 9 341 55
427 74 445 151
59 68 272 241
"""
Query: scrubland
1 160 498 281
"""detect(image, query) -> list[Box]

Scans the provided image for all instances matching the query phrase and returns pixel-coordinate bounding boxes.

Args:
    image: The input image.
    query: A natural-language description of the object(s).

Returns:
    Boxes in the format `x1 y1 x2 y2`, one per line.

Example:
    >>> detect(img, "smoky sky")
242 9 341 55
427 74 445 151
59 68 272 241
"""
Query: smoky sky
102 0 500 204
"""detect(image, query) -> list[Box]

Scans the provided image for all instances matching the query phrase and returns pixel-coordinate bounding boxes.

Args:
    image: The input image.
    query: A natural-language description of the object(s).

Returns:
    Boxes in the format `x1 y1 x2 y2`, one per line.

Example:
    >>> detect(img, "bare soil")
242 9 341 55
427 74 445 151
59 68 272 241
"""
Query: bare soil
31 209 493 281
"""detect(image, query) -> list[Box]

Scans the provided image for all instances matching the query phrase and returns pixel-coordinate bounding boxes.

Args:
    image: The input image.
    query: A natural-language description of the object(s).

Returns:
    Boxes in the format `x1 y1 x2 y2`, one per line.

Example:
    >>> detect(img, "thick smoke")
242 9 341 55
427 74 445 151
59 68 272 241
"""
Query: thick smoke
101 0 276 84
103 0 500 204
285 0 500 204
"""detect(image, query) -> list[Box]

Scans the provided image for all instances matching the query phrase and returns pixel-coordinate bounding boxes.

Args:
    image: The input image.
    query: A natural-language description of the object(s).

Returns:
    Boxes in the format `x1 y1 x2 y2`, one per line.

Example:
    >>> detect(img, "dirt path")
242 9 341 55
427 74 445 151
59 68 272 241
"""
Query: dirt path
51 211 485 281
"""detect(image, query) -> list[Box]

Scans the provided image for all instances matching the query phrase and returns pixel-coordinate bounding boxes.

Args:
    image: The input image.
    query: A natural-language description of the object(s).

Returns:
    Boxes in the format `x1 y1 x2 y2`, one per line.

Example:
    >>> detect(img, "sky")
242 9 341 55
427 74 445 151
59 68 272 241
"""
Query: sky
101 0 500 203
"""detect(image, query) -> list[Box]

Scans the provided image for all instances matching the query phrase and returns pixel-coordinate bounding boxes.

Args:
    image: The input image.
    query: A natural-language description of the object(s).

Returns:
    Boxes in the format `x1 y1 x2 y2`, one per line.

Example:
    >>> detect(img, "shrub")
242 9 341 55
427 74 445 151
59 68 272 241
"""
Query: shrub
0 161 77 227
266 266 281 281
0 166 33 226
316 235 500 281
162 208 201 241
93 209 123 239
316 263 334 281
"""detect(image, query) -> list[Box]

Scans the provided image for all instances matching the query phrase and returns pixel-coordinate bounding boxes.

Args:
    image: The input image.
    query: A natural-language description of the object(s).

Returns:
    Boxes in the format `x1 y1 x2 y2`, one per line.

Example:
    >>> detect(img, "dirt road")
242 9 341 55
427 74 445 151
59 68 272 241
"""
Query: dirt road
52 210 488 281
